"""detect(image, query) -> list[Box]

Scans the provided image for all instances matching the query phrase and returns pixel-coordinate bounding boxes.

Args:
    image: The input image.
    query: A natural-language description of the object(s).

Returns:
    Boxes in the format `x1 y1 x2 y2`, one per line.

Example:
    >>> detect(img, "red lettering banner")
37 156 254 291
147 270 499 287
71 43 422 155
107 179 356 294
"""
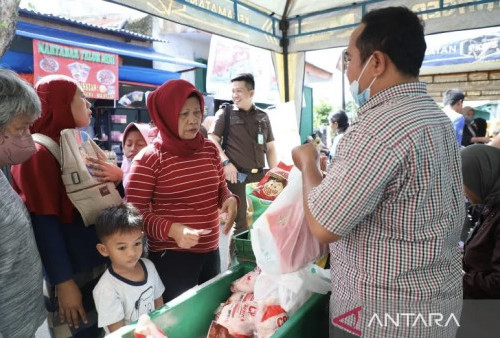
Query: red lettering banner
33 39 119 100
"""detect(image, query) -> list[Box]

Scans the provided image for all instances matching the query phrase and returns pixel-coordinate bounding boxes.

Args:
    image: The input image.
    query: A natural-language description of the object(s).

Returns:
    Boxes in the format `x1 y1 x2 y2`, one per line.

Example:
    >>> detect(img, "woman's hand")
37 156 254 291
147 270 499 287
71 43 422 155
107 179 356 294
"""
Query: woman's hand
221 196 238 235
56 279 87 329
86 156 123 183
168 223 211 248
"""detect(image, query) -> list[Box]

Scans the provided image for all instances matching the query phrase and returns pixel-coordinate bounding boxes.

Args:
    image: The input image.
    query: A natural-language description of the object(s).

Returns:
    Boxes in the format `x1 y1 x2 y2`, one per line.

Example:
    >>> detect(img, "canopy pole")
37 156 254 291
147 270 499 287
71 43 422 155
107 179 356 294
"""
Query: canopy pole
280 0 292 102
342 48 346 111
280 19 290 101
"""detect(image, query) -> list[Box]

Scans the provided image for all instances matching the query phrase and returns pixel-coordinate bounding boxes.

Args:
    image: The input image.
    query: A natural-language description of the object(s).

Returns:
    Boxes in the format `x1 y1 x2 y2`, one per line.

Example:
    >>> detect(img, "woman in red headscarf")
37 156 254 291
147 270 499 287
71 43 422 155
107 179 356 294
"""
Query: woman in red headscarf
126 79 238 302
11 75 106 337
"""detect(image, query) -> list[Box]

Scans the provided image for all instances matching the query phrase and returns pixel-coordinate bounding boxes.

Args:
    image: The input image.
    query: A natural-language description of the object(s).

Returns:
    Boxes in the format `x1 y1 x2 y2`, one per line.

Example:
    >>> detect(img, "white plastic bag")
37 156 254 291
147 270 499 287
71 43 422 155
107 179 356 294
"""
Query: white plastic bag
253 263 330 316
251 167 328 275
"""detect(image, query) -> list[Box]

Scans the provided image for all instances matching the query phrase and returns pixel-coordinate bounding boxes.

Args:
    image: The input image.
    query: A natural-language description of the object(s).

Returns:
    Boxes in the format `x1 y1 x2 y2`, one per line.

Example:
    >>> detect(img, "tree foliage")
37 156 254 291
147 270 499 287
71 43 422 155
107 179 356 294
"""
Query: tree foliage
313 101 333 129
313 100 359 129
0 0 21 58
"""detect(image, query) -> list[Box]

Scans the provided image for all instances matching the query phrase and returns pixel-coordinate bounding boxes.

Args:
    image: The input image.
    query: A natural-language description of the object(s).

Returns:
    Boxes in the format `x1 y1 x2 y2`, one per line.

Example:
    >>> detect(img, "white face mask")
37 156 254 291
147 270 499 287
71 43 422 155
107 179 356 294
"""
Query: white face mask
349 55 377 107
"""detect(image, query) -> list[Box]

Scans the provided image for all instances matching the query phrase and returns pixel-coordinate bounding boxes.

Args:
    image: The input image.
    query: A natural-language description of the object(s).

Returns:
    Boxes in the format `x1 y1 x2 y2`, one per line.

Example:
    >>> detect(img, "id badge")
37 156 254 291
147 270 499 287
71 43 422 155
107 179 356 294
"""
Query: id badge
257 133 264 145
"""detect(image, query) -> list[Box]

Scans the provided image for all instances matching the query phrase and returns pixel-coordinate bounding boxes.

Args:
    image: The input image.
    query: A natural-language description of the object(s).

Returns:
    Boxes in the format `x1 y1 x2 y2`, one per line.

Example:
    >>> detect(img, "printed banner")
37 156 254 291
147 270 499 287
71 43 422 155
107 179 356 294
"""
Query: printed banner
33 39 119 100
422 26 500 74
206 35 280 104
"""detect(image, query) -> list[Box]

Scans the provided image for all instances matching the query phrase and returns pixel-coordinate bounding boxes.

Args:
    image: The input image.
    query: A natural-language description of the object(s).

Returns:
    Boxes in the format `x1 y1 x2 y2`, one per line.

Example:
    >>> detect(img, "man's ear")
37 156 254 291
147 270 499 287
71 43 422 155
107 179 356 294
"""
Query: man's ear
96 243 109 257
372 51 387 77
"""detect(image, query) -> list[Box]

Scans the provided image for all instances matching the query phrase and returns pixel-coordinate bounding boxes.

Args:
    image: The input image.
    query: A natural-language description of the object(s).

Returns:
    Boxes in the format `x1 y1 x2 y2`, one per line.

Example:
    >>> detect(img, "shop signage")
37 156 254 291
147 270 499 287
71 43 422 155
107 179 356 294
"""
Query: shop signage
33 39 119 100
421 26 500 74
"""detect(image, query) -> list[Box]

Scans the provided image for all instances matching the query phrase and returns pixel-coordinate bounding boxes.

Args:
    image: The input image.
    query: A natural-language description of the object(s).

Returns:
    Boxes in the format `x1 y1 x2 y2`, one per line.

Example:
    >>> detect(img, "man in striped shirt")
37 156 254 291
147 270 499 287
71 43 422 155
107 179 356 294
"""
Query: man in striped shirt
292 7 464 337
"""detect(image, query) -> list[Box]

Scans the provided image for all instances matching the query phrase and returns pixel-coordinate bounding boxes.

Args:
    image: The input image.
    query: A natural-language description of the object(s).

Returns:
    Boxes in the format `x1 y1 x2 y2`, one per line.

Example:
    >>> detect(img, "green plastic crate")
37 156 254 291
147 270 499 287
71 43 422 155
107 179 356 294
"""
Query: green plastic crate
120 262 255 338
234 230 255 262
120 261 329 338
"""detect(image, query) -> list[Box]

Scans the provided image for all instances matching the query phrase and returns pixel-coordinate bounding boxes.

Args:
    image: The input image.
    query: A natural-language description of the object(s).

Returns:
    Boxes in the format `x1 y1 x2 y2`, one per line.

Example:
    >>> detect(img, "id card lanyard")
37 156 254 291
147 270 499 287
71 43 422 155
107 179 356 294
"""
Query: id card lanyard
257 121 264 145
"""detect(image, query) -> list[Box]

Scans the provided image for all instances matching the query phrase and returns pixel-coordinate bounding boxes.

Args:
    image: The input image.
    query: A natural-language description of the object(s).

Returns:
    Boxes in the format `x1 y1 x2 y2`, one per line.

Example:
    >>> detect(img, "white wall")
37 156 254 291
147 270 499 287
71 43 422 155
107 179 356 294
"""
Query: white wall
152 17 210 84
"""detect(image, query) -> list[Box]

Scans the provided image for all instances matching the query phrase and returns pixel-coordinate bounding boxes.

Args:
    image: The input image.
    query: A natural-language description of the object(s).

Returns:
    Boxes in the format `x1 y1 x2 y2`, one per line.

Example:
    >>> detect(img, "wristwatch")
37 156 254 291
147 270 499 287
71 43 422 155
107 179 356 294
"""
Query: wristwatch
222 159 231 167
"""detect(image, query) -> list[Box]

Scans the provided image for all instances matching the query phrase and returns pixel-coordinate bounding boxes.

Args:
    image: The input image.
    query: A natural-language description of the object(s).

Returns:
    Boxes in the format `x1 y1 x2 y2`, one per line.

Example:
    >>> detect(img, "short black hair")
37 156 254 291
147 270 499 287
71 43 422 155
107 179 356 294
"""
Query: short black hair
329 110 349 133
231 73 255 91
443 89 465 106
95 203 143 242
357 7 426 77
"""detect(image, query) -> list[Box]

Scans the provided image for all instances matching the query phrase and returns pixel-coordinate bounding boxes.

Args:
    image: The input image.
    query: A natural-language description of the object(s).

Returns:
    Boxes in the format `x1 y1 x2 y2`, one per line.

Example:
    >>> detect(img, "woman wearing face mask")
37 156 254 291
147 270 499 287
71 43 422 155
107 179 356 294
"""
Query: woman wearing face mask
461 106 490 147
126 79 238 303
0 69 47 337
328 110 349 159
11 75 107 337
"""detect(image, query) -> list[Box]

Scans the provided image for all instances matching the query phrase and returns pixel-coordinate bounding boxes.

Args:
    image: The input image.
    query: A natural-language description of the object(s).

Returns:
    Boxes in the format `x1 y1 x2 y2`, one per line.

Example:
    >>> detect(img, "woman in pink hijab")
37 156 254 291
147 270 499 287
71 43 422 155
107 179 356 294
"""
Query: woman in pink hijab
126 79 238 302
120 122 154 189
86 122 157 194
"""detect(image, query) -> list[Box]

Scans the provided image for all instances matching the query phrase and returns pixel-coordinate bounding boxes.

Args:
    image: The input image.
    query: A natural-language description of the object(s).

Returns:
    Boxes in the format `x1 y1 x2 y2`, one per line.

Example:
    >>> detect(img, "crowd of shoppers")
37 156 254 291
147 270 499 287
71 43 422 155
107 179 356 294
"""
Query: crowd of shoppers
3 5 500 338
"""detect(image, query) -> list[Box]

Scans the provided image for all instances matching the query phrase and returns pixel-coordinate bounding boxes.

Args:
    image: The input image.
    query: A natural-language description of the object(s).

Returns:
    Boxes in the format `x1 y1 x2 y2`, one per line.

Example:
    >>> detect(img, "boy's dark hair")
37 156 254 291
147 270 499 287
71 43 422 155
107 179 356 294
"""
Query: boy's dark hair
357 7 426 77
95 203 143 242
231 73 255 91
443 89 465 106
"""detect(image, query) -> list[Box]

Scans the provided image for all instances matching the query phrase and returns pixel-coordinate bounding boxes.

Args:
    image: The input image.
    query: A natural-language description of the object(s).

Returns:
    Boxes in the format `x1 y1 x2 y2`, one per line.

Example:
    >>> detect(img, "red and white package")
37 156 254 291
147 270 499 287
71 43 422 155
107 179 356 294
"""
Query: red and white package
216 301 258 337
252 162 293 201
134 314 167 338
214 303 225 321
230 267 261 293
207 320 233 338
255 304 288 338
225 292 255 304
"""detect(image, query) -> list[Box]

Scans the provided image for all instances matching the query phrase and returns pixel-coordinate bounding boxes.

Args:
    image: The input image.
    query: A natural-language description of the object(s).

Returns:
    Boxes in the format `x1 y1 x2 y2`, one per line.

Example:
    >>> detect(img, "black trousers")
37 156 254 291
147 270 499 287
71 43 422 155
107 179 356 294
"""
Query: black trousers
149 249 220 303
226 172 264 256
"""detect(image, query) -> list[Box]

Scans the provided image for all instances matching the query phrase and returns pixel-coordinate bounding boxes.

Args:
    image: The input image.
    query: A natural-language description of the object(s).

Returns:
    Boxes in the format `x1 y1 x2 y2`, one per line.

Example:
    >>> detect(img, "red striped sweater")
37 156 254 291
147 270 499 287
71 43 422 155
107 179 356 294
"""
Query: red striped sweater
126 140 234 253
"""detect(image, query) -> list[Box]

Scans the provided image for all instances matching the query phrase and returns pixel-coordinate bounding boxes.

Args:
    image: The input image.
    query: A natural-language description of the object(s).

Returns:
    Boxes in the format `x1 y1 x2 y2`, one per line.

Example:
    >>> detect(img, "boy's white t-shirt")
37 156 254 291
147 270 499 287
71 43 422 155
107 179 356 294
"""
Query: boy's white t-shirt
93 258 165 333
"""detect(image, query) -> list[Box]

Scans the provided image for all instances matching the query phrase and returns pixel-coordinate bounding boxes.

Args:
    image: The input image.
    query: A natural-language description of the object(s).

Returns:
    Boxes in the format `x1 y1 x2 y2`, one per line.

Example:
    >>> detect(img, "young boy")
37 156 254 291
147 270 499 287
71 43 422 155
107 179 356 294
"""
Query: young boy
93 203 165 333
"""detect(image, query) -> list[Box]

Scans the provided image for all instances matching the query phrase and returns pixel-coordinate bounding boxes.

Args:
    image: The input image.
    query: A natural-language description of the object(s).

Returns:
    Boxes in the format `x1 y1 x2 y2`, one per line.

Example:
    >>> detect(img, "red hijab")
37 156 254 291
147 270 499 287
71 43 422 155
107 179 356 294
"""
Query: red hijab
147 79 205 157
31 74 78 141
11 75 79 223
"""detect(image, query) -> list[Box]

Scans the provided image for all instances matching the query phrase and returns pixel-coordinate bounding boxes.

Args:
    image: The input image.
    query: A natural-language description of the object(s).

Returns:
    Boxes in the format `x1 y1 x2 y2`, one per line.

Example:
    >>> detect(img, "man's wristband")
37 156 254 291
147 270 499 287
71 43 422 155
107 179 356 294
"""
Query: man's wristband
222 159 231 167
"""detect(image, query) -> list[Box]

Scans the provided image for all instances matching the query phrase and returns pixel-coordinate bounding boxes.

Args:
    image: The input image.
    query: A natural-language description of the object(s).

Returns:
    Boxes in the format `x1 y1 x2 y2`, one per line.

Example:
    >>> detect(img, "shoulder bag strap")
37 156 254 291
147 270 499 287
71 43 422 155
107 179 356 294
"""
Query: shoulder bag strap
32 133 62 164
221 103 232 151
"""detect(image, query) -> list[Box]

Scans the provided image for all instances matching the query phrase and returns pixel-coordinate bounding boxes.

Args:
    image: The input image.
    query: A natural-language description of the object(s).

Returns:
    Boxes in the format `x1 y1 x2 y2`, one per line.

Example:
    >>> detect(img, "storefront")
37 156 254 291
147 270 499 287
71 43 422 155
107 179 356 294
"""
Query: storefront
0 9 206 158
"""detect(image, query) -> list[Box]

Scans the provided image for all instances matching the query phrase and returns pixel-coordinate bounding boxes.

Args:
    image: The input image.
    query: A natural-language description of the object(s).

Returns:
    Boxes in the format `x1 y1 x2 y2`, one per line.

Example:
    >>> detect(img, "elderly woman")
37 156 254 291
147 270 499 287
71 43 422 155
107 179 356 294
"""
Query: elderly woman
0 69 46 336
11 75 106 337
126 79 238 302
